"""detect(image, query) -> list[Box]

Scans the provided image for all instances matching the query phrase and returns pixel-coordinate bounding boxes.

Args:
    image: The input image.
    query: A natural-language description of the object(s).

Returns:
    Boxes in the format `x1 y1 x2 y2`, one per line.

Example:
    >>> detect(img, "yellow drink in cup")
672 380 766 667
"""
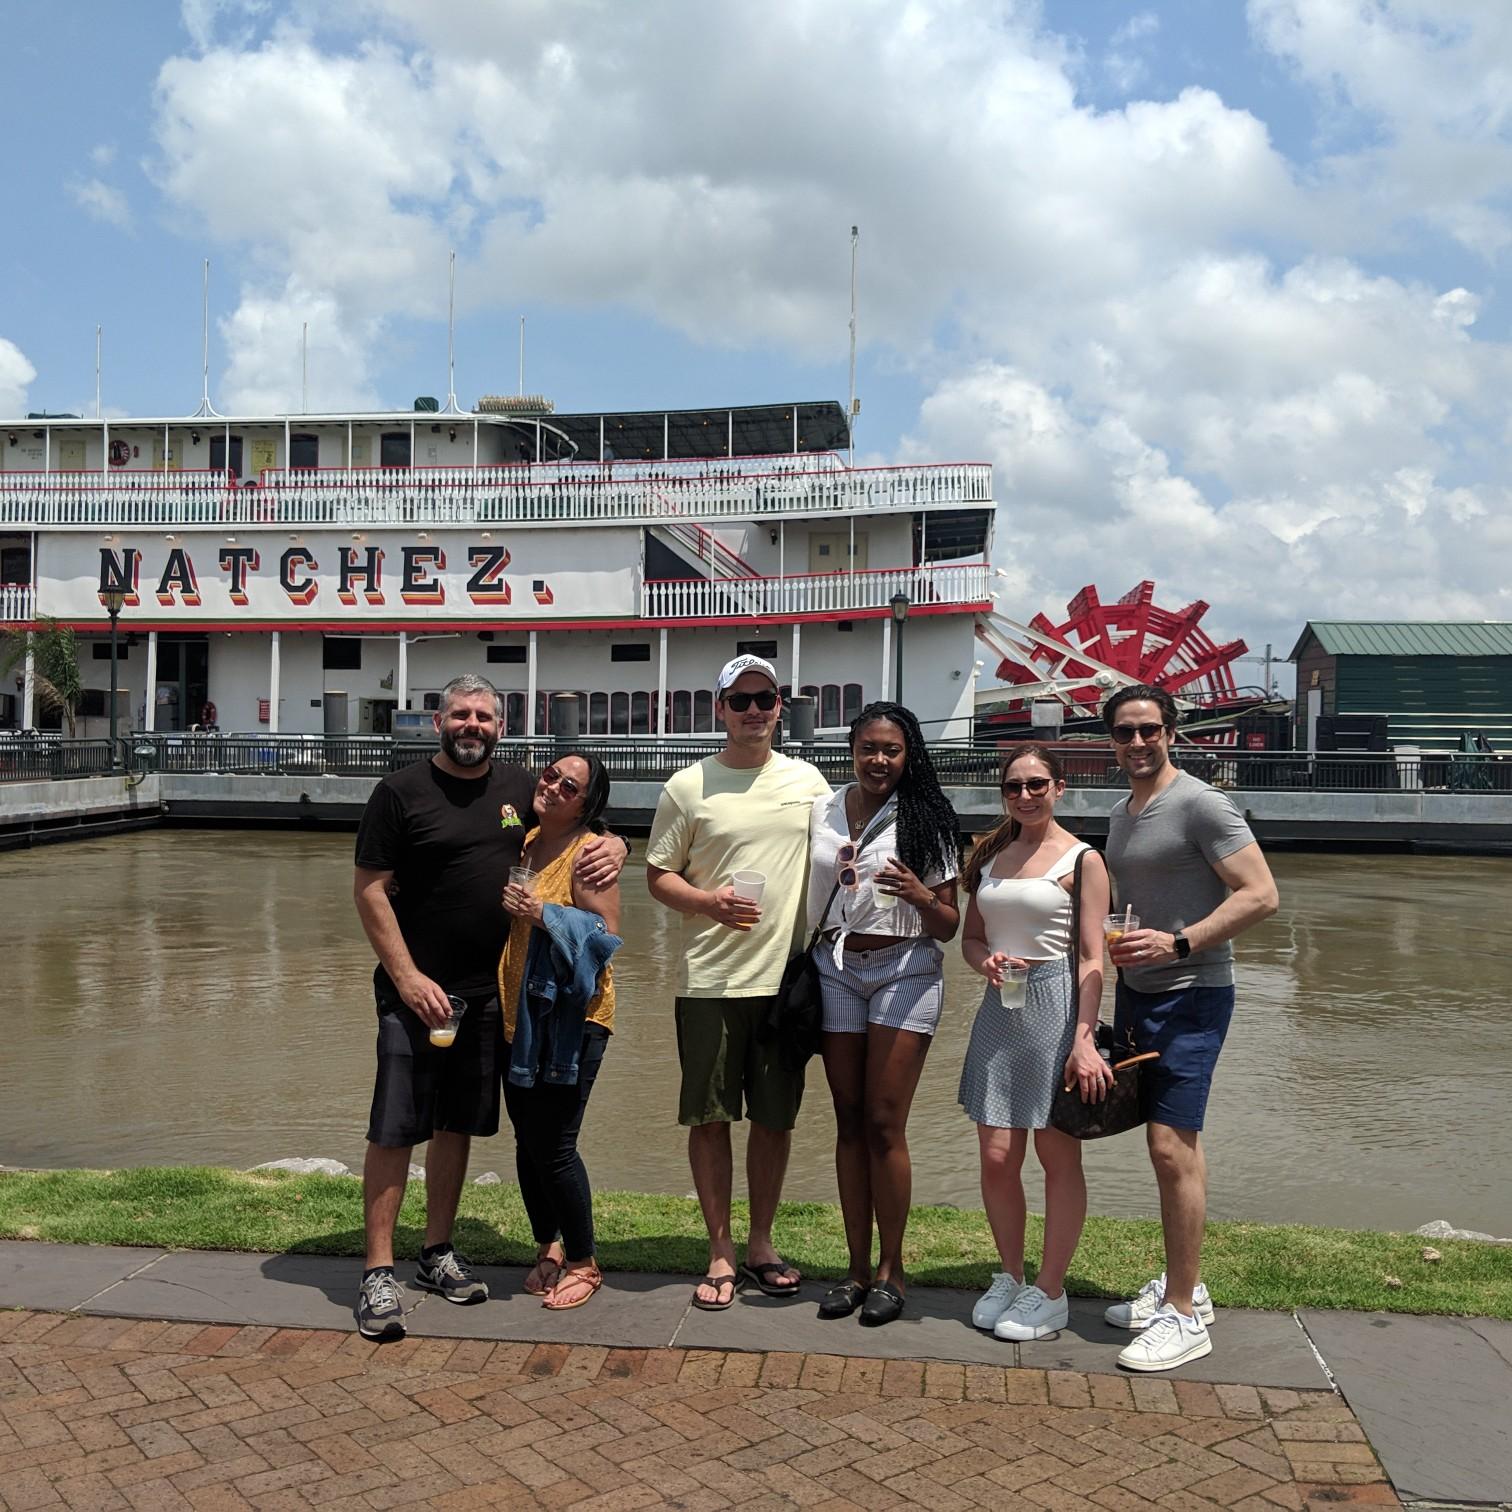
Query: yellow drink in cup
429 994 467 1049
1104 913 1139 952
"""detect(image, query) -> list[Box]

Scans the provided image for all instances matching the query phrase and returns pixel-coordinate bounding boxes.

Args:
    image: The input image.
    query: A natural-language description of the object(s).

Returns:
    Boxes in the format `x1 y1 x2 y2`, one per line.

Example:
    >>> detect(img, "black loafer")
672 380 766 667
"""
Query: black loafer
859 1279 905 1327
817 1280 868 1319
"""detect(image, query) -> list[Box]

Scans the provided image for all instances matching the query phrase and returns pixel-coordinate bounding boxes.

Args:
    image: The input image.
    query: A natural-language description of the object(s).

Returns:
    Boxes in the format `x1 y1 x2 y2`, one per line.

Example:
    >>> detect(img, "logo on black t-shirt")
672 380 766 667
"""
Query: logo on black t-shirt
500 803 524 830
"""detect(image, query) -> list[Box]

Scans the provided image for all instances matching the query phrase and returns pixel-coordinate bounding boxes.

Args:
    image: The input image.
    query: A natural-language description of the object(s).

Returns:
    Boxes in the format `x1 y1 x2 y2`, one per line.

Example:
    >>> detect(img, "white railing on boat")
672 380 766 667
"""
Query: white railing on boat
641 562 992 619
0 461 992 529
0 583 35 621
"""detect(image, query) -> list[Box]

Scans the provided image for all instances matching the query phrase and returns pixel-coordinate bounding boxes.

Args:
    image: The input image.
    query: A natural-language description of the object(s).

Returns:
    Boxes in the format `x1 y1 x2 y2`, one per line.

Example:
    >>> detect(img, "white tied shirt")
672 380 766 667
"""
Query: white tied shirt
806 787 956 967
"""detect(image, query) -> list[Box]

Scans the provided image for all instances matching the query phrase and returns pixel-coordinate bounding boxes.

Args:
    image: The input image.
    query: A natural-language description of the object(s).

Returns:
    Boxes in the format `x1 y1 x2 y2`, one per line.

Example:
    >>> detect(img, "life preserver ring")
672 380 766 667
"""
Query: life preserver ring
108 438 131 467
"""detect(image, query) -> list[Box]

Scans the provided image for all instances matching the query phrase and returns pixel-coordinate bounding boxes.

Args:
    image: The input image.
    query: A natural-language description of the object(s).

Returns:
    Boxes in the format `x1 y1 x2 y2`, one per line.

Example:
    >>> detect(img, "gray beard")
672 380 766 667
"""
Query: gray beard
439 729 495 767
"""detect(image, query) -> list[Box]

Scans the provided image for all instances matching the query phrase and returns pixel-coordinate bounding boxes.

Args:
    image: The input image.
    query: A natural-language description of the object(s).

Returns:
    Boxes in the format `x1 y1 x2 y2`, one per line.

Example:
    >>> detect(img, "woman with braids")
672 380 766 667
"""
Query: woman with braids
958 745 1113 1343
806 701 961 1326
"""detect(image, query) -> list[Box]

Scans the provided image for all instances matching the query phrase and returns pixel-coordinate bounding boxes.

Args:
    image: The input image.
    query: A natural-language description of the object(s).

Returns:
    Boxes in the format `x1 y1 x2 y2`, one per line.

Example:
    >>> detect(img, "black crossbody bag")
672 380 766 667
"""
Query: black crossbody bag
1048 847 1160 1140
760 801 889 1073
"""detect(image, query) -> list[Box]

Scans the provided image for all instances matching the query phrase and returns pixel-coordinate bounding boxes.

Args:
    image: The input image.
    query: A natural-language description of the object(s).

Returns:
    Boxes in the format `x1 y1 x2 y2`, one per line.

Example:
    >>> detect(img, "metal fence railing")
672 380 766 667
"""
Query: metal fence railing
3 735 1511 794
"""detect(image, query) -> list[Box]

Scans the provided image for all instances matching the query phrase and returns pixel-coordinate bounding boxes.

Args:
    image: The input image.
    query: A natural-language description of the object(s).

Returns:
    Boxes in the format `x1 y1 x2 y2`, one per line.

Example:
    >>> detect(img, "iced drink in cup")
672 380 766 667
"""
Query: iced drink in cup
1105 913 1139 955
429 995 467 1049
1000 963 1030 1005
509 866 538 894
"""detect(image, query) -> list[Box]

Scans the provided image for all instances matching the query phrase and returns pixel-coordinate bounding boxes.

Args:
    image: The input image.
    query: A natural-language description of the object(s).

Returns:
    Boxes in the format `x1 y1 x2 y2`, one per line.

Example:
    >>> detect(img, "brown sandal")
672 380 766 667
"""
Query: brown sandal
524 1252 564 1296
543 1263 602 1311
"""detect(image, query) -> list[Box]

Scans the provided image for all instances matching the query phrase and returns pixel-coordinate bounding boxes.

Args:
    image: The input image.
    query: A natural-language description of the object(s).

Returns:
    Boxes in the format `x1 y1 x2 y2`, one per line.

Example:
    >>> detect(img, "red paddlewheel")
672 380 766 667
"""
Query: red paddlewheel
995 580 1248 715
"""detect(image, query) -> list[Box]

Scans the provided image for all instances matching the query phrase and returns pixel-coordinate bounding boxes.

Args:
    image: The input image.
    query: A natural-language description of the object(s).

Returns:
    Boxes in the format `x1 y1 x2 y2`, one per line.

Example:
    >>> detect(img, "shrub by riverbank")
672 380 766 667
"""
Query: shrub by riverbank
1 1166 1508 1319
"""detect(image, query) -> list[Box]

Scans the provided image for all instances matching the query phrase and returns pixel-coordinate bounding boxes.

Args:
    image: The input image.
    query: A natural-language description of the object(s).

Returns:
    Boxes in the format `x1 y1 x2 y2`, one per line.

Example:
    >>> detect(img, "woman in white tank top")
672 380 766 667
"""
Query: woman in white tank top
957 745 1114 1344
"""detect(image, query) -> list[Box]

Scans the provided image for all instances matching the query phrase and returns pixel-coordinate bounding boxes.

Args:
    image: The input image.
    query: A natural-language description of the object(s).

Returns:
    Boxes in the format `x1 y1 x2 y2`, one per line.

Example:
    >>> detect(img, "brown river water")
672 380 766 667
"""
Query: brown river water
3 831 1510 1234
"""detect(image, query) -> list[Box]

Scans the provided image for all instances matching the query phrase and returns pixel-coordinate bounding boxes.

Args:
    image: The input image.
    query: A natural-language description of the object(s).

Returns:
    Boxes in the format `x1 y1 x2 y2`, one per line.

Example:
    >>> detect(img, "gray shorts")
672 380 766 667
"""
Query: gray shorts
816 937 944 1037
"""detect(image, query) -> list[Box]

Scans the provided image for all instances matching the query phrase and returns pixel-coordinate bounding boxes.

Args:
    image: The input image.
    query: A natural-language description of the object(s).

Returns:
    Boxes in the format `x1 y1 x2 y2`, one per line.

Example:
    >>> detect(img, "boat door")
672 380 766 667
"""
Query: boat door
155 635 210 732
358 698 396 735
59 437 86 472
324 692 349 736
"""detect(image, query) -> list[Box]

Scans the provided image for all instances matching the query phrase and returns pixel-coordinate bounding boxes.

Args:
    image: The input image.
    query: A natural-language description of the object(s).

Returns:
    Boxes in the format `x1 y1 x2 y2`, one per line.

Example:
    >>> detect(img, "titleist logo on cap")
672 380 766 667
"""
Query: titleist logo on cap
716 654 780 696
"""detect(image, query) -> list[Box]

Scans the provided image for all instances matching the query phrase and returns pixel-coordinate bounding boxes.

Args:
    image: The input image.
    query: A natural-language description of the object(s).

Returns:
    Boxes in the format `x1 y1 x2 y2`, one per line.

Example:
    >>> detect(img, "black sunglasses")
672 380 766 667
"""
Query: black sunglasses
1111 722 1169 744
1002 776 1053 797
724 690 778 712
540 765 582 798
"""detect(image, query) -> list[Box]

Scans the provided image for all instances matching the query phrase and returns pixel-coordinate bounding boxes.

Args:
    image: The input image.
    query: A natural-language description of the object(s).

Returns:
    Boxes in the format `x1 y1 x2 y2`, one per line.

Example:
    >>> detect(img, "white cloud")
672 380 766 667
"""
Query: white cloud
69 177 132 230
137 0 1512 639
1105 10 1160 93
90 143 117 169
0 337 37 414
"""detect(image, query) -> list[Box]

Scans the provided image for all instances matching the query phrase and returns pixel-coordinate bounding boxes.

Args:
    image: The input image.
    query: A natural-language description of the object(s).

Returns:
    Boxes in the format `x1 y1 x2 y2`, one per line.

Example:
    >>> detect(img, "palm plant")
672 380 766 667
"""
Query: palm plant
0 617 82 735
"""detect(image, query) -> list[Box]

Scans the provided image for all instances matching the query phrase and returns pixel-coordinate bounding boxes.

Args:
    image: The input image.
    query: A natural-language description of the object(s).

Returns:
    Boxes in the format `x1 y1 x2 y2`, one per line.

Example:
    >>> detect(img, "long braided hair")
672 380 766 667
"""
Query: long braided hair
962 744 1066 895
847 702 960 880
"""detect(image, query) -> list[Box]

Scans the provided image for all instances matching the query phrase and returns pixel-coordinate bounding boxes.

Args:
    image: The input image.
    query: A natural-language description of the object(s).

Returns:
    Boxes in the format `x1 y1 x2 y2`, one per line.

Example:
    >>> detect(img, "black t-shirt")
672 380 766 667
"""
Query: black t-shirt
355 758 536 998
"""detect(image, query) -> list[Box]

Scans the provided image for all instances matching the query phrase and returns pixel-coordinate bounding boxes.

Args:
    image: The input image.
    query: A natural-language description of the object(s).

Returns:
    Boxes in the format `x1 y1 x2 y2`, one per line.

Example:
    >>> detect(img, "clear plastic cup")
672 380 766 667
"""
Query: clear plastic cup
1104 913 1139 952
1000 963 1030 1005
509 866 538 894
429 994 467 1048
731 870 766 905
872 876 898 910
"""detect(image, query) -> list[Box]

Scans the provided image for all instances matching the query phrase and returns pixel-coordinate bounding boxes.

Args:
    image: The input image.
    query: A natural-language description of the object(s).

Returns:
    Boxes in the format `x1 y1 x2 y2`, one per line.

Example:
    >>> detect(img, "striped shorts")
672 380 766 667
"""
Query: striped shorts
815 937 945 1037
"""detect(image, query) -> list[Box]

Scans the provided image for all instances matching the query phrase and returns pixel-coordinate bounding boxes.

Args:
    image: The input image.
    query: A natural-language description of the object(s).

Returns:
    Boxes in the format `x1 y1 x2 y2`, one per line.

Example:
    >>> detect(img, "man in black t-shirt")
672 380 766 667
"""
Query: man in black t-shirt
351 673 625 1340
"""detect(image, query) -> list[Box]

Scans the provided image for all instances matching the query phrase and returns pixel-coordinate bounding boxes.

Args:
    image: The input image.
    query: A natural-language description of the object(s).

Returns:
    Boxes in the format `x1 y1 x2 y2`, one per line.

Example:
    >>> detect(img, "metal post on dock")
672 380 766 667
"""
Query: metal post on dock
103 587 125 769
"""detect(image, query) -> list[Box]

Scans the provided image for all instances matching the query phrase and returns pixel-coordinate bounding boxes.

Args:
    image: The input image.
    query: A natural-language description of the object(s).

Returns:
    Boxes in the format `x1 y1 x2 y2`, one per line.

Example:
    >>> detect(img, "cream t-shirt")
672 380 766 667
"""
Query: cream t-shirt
646 751 832 997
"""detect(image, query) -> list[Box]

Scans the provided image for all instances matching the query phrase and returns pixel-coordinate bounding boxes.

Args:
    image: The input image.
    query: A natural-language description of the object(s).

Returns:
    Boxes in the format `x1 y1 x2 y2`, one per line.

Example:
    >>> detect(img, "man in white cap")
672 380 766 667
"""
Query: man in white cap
647 654 832 1311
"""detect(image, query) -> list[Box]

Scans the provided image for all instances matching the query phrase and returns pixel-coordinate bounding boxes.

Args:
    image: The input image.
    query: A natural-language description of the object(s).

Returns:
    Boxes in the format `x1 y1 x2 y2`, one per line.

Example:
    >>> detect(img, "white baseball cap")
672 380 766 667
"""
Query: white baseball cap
716 654 780 697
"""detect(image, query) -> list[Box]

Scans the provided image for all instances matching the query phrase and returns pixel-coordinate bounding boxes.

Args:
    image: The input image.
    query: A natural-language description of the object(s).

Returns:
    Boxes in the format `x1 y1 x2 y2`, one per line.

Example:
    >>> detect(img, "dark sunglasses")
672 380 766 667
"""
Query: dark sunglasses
1111 722 1169 744
1002 776 1053 797
836 841 860 890
540 765 582 798
724 690 778 712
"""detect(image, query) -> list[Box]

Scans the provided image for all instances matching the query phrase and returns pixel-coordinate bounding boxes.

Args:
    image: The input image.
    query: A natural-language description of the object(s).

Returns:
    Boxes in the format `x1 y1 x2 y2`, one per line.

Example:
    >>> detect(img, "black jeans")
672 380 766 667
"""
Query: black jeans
502 1024 609 1260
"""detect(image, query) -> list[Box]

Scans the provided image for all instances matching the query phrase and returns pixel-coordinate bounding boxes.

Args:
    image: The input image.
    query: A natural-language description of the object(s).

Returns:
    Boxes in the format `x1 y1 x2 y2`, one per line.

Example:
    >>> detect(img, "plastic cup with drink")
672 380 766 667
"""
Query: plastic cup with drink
1000 962 1030 1005
509 865 538 894
1105 907 1138 959
429 994 467 1049
730 870 765 929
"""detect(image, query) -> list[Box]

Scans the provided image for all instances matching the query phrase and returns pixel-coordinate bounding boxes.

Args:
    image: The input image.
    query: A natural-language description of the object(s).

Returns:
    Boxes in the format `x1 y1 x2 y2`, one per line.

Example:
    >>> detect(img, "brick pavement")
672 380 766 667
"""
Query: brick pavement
0 1309 1397 1510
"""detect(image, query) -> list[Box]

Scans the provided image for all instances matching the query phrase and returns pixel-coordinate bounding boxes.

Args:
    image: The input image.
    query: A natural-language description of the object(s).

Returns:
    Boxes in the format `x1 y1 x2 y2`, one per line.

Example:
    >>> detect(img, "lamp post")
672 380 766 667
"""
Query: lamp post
102 587 125 769
890 591 911 705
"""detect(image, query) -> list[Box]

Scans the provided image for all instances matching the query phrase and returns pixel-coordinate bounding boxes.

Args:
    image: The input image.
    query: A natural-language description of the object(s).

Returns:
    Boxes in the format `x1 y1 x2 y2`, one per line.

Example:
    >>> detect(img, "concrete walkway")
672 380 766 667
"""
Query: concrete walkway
0 1241 1506 1507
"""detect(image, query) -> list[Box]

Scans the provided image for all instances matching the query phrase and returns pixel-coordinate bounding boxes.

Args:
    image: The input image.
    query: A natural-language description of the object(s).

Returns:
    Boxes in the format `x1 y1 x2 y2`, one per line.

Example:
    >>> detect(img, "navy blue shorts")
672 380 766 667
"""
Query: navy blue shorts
1113 981 1235 1132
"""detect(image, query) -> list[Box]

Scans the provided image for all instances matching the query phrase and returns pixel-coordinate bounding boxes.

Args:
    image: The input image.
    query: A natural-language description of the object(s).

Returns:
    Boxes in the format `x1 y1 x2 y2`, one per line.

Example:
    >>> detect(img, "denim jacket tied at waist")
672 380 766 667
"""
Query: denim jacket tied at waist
507 902 622 1089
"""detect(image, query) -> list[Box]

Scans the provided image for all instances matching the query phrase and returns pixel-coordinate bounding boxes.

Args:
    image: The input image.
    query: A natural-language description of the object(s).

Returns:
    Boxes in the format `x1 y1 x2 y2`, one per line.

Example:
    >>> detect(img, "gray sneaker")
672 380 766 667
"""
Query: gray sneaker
414 1247 489 1304
356 1269 407 1340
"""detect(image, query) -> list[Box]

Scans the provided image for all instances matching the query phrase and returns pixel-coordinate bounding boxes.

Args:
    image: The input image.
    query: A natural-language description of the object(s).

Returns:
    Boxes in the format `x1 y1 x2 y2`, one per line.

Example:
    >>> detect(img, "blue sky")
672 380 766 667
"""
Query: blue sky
4 0 1512 658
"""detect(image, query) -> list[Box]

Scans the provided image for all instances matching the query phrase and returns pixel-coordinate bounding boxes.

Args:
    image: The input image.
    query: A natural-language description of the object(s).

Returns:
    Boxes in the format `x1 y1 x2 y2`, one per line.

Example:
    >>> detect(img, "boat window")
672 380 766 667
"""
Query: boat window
505 691 526 738
631 691 651 733
588 692 609 735
821 684 841 728
672 689 692 733
289 433 319 469
209 434 243 477
693 689 714 732
610 691 630 735
611 642 651 662
322 637 361 671
380 432 411 468
843 682 863 724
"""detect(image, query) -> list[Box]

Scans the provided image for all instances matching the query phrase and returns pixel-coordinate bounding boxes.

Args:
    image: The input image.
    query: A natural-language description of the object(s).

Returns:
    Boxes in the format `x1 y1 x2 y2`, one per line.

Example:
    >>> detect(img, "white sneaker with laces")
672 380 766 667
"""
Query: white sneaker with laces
1104 1273 1215 1329
971 1272 1025 1331
1117 1303 1212 1372
992 1284 1069 1341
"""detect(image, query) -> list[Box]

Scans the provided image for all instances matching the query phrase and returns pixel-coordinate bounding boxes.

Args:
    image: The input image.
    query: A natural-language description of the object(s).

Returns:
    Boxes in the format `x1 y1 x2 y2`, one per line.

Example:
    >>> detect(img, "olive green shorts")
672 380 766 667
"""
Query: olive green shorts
674 995 805 1130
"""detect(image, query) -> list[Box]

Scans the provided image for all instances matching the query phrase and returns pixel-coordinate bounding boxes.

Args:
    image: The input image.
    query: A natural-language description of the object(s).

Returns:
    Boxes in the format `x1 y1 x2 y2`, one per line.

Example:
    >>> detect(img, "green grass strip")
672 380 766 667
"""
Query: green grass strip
1 1166 1507 1318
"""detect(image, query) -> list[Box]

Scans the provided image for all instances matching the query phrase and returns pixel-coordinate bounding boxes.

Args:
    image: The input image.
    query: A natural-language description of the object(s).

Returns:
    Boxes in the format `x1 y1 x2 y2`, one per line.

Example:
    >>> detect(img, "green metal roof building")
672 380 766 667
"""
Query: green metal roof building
1289 621 1512 751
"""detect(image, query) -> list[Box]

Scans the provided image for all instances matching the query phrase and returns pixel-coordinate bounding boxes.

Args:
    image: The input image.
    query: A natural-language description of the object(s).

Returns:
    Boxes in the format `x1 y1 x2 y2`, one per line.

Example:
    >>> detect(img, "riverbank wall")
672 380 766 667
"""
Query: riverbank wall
3 772 1511 850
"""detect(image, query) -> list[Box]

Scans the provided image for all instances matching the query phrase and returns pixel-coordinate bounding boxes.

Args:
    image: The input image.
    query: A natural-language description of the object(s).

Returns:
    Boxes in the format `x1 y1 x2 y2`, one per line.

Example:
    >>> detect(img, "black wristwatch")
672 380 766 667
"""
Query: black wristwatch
1172 930 1192 960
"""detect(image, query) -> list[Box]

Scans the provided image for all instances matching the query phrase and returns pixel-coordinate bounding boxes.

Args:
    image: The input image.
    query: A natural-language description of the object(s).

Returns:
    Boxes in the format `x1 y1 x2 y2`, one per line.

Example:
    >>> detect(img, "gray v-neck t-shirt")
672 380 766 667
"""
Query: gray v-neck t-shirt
1104 770 1256 992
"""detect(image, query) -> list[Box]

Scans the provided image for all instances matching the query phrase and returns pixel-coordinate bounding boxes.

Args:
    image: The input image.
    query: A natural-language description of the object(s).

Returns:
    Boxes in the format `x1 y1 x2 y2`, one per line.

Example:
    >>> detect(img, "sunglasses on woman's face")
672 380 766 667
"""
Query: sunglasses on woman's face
1110 722 1168 744
724 690 778 712
540 765 582 798
836 841 860 889
1002 776 1053 798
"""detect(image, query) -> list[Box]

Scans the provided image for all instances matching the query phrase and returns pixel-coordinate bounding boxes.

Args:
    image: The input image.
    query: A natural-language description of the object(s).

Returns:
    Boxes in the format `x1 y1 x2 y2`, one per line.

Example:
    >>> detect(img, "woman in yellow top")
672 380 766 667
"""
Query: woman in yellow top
499 751 618 1310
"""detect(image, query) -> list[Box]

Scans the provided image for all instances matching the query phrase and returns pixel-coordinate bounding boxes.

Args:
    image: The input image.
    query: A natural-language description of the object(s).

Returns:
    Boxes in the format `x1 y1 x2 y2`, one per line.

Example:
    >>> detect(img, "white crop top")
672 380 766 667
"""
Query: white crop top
975 842 1089 961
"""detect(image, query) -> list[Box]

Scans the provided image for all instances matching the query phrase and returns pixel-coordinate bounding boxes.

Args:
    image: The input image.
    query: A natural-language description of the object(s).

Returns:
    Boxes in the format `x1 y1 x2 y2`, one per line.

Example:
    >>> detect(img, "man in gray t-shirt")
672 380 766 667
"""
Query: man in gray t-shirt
1099 686 1278 1374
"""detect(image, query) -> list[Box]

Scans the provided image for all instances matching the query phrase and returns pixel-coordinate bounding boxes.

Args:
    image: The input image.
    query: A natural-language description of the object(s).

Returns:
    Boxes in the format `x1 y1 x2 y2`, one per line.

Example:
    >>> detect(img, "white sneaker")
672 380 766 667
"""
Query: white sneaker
971 1272 1025 1331
1117 1303 1213 1372
992 1284 1069 1341
1104 1273 1215 1329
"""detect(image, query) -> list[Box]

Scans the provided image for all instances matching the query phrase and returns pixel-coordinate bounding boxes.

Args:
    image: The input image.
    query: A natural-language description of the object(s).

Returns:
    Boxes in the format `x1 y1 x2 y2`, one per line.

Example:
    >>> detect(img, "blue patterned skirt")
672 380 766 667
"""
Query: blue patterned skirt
957 957 1076 1130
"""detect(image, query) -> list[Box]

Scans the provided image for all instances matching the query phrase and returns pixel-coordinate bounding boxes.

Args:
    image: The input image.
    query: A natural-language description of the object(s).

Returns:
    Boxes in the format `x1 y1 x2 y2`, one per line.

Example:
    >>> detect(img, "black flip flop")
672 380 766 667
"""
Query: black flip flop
817 1280 868 1319
740 1259 803 1299
860 1279 905 1327
690 1274 738 1311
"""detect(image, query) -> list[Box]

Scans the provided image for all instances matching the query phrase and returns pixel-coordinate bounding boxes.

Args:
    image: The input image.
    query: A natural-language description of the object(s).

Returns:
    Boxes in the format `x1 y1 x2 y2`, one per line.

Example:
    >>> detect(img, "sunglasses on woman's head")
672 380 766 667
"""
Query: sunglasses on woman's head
540 765 582 798
724 690 778 712
1002 776 1052 797
1110 722 1168 744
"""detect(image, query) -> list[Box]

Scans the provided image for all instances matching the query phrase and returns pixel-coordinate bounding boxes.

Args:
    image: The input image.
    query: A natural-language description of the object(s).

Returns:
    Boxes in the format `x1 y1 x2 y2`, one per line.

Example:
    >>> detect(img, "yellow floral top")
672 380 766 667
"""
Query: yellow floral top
498 828 616 1042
